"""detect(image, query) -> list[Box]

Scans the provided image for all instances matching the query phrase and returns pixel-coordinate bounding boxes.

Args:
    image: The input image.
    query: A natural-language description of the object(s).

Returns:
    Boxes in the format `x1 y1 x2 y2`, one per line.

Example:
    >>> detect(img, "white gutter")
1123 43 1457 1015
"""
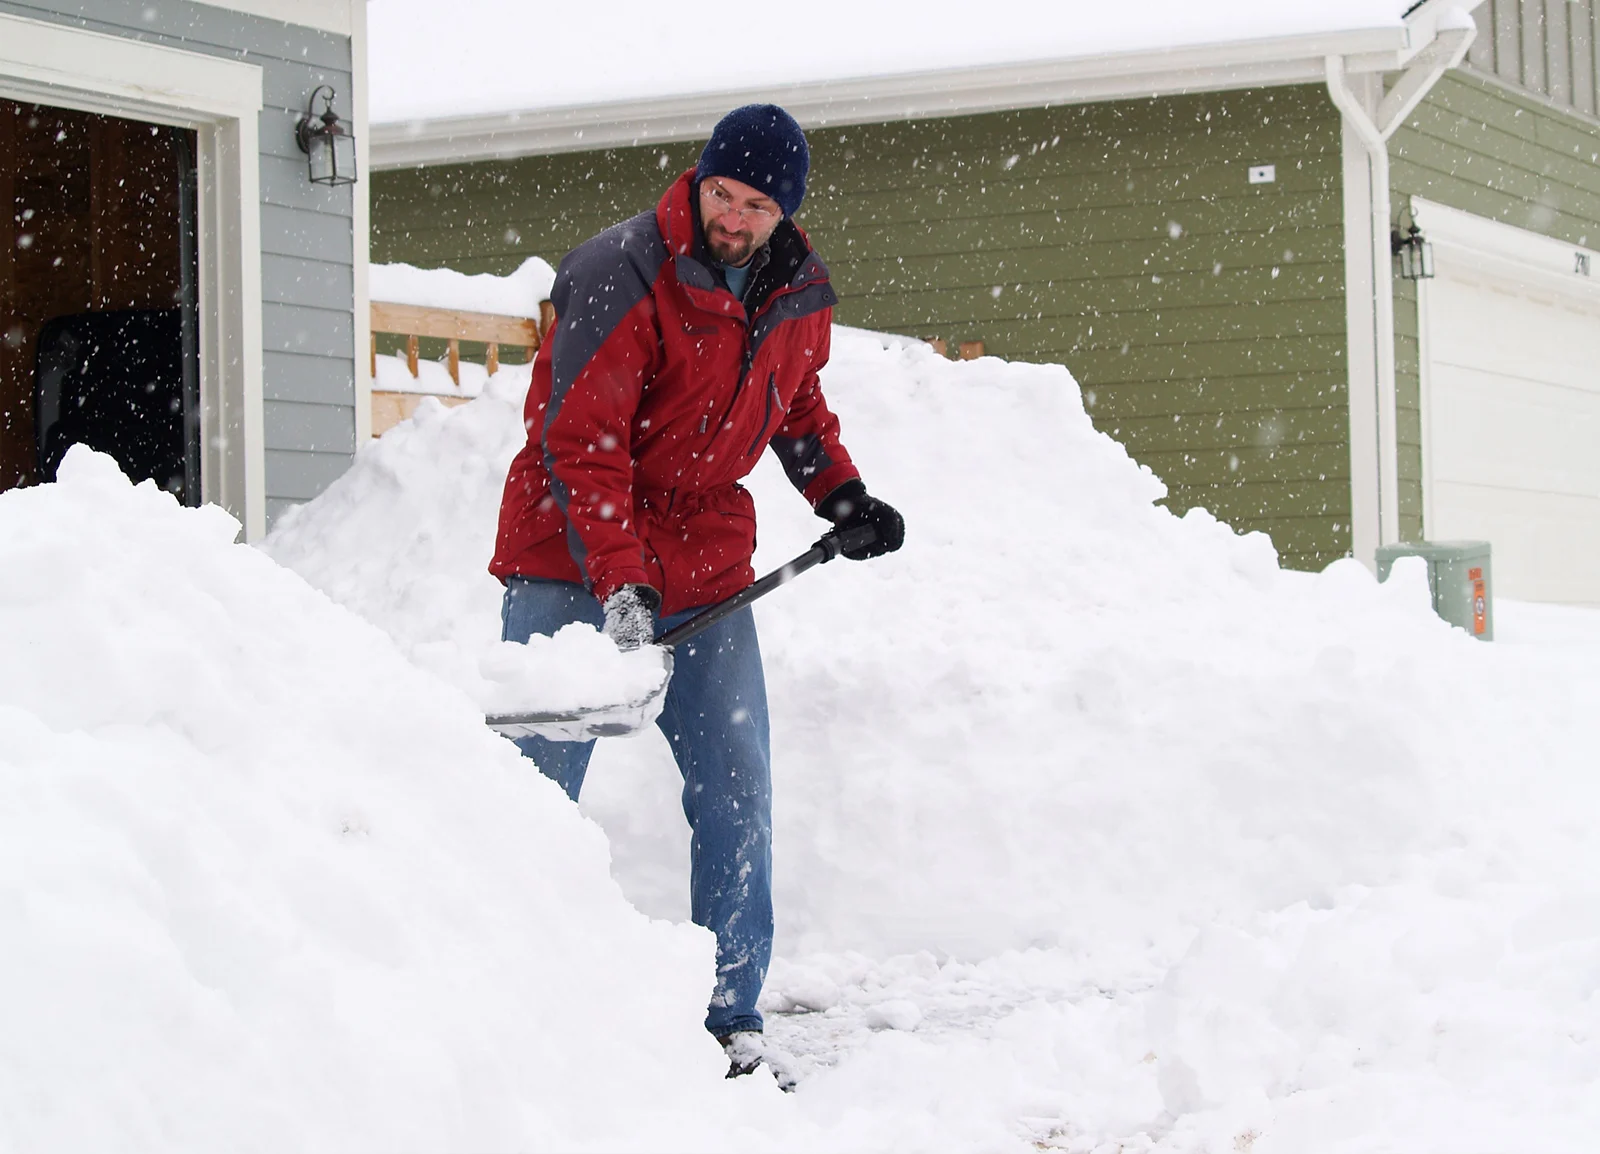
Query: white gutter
1325 2 1477 559
372 26 1409 169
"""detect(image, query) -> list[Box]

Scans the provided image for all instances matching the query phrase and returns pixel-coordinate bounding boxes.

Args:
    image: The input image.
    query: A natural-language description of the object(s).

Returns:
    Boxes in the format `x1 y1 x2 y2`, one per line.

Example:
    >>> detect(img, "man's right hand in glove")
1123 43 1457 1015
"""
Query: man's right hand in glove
817 479 905 560
601 584 661 651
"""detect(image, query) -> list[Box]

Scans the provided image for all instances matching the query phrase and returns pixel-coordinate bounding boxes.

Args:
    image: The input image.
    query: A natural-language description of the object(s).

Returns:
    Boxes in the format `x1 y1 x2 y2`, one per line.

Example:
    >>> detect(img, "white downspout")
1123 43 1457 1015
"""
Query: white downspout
1325 11 1476 557
1326 56 1400 554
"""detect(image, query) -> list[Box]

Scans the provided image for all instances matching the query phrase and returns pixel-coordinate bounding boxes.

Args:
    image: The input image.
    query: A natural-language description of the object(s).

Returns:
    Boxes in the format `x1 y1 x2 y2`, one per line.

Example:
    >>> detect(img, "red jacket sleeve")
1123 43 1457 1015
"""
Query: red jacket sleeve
541 266 663 606
768 323 861 506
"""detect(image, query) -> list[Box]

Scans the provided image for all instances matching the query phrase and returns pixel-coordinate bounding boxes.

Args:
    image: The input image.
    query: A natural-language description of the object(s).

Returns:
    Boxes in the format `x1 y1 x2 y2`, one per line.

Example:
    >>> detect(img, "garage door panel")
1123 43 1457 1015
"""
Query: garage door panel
1430 362 1600 495
1429 277 1600 393
1432 481 1600 605
1425 259 1600 604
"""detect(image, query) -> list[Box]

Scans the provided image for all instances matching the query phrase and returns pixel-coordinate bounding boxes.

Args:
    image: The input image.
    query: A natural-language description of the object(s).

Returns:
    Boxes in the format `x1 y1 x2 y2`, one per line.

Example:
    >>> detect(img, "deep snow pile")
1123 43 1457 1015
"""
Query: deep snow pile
266 327 1600 1150
0 449 825 1152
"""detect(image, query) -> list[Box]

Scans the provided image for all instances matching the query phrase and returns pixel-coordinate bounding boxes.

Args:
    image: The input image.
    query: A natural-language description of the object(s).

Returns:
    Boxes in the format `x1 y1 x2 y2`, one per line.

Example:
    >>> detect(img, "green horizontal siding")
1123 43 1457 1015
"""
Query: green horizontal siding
373 85 1350 571
1389 69 1600 541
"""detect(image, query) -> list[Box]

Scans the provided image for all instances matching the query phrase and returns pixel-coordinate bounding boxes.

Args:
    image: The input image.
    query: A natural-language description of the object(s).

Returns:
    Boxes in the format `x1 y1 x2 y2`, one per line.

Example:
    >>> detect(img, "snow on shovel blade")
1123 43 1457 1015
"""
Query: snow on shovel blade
486 647 673 742
484 527 871 744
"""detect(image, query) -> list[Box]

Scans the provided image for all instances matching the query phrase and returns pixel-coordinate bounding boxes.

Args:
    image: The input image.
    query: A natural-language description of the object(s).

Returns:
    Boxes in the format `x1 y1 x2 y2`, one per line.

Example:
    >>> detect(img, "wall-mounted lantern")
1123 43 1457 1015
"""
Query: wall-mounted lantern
1392 224 1434 280
295 85 357 187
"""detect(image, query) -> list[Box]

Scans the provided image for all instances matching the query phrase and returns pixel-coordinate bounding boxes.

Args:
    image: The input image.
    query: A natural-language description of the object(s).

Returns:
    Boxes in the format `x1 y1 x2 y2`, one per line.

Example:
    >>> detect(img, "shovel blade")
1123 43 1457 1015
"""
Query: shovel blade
486 647 672 742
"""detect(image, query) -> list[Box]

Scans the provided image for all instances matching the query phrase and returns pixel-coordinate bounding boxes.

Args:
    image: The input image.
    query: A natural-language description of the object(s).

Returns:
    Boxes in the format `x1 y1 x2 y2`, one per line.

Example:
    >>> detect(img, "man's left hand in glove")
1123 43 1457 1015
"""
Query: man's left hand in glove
817 479 905 560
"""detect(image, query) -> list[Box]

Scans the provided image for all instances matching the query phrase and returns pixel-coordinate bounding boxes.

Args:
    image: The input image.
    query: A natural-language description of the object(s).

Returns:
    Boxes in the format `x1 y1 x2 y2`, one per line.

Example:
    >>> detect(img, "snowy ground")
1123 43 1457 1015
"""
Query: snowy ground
6 329 1597 1152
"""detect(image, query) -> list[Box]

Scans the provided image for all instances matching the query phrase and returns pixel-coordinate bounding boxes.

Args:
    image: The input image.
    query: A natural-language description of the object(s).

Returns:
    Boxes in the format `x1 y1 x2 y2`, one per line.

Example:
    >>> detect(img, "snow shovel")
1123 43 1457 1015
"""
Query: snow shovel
485 523 879 742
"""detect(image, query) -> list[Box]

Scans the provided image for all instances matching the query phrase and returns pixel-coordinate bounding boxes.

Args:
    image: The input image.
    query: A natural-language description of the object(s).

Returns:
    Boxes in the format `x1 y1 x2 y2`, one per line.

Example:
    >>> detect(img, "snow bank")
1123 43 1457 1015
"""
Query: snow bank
265 328 1600 1149
267 328 1477 958
0 448 817 1151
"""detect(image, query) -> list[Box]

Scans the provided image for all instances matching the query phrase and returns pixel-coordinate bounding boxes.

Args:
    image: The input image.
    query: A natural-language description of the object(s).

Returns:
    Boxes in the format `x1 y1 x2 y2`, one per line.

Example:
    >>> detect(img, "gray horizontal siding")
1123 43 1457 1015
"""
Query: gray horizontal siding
262 253 354 310
264 300 352 356
264 351 354 404
265 399 355 454
265 448 354 500
262 203 353 261
10 0 359 513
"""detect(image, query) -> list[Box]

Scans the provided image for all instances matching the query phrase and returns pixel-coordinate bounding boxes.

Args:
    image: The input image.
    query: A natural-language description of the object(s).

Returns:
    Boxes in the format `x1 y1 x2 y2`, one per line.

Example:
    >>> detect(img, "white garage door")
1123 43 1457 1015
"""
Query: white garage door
1420 214 1600 606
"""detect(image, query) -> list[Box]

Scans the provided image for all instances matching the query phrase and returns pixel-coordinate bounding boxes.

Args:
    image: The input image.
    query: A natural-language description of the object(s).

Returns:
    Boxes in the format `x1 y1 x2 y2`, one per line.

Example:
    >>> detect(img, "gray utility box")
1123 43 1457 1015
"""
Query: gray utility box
1375 540 1493 641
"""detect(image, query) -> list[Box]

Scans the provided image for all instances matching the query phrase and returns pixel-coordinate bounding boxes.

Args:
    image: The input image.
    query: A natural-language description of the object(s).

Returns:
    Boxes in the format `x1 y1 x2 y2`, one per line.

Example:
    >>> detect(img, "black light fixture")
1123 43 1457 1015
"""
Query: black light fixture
295 84 357 187
1392 223 1434 280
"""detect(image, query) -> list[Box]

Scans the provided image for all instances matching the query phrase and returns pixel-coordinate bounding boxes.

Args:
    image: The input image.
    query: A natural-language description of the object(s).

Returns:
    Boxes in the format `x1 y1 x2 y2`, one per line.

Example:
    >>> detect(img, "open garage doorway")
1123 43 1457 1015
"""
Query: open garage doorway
1 99 199 500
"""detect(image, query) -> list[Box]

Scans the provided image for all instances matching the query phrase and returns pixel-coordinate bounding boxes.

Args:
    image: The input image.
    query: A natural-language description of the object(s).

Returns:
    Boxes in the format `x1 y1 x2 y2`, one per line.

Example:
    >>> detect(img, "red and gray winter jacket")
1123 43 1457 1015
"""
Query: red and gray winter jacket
490 170 859 616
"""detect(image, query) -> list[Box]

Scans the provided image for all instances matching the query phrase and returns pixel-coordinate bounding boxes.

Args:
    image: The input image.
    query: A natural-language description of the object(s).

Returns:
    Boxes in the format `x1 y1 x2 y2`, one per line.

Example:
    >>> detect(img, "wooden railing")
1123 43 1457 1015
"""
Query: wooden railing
923 338 986 360
369 298 555 437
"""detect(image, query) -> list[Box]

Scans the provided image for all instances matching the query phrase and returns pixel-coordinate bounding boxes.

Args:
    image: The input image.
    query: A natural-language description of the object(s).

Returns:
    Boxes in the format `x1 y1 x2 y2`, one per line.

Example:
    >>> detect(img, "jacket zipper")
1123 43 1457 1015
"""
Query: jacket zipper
701 273 818 458
708 325 757 445
745 372 778 458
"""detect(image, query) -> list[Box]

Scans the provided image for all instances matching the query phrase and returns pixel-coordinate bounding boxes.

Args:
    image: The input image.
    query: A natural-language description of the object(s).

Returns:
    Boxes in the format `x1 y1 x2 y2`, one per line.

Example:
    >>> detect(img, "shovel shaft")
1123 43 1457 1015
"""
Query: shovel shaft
654 524 875 650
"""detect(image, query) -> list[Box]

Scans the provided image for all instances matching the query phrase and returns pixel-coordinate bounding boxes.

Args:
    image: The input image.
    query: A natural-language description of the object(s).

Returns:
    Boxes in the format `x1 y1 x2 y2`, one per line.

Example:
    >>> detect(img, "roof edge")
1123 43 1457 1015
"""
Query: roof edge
371 25 1411 169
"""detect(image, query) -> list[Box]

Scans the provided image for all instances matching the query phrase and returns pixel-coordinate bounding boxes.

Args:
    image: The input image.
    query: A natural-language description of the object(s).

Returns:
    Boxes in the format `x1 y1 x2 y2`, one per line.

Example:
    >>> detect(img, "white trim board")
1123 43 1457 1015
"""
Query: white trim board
1410 198 1600 313
370 26 1412 168
189 0 355 36
351 0 373 443
0 11 268 541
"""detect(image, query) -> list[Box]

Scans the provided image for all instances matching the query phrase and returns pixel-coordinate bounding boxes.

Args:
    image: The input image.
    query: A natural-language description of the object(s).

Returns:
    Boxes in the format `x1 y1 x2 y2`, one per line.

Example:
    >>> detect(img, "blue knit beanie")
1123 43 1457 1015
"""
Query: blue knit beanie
694 104 809 217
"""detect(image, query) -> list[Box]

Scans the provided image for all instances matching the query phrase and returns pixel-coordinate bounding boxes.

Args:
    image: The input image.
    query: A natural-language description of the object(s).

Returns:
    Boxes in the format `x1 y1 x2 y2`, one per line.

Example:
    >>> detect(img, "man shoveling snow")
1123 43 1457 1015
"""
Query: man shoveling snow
488 103 905 1077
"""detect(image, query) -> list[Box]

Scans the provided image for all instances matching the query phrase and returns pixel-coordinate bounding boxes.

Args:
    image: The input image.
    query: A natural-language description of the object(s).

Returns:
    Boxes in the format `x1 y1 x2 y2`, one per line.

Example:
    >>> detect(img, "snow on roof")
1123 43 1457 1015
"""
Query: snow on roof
370 258 555 318
368 0 1418 125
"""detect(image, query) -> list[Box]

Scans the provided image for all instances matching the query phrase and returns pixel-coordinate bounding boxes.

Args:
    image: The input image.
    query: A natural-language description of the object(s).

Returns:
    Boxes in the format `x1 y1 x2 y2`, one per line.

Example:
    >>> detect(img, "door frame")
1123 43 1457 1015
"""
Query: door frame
0 11 266 539
1408 197 1600 538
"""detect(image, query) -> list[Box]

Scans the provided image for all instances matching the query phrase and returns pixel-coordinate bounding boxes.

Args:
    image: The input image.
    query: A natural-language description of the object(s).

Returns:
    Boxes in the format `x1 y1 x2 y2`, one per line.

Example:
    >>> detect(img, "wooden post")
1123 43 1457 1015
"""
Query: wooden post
924 338 948 357
370 332 377 379
447 338 460 386
539 300 556 341
406 334 419 378
959 340 986 360
486 341 499 377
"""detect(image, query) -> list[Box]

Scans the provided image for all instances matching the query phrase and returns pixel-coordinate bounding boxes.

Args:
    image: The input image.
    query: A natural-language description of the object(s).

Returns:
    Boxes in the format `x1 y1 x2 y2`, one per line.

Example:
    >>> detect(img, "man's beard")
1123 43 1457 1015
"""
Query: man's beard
705 221 757 266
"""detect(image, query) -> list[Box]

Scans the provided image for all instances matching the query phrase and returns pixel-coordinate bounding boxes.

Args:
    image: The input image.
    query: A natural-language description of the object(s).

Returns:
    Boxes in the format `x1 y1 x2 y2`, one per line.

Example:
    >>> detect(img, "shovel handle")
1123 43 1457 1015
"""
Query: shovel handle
653 524 877 650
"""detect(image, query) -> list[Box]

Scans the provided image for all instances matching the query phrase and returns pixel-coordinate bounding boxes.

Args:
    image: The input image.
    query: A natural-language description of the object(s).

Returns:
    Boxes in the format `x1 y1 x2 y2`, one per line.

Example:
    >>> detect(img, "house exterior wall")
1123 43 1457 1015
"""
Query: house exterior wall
5 0 357 527
1388 67 1600 539
374 86 1352 571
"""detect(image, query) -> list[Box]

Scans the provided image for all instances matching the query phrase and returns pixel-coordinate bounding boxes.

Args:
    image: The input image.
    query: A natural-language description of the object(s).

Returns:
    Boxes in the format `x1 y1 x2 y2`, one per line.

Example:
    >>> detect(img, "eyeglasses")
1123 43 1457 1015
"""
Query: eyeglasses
700 181 780 225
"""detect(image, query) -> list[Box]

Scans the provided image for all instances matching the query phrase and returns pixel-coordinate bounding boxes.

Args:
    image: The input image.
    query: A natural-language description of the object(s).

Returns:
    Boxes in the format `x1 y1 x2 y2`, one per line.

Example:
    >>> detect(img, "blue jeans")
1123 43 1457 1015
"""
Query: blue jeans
500 577 773 1038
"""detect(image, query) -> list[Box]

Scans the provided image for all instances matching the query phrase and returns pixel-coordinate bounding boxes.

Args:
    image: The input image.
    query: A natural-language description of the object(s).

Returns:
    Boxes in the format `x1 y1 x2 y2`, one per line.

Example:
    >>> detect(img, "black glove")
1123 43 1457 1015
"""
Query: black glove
601 584 661 650
816 479 904 560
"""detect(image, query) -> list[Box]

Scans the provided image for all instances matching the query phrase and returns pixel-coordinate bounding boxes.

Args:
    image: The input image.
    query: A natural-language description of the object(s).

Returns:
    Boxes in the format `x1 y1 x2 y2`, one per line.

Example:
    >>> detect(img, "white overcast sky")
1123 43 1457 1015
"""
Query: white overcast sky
368 0 1418 123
